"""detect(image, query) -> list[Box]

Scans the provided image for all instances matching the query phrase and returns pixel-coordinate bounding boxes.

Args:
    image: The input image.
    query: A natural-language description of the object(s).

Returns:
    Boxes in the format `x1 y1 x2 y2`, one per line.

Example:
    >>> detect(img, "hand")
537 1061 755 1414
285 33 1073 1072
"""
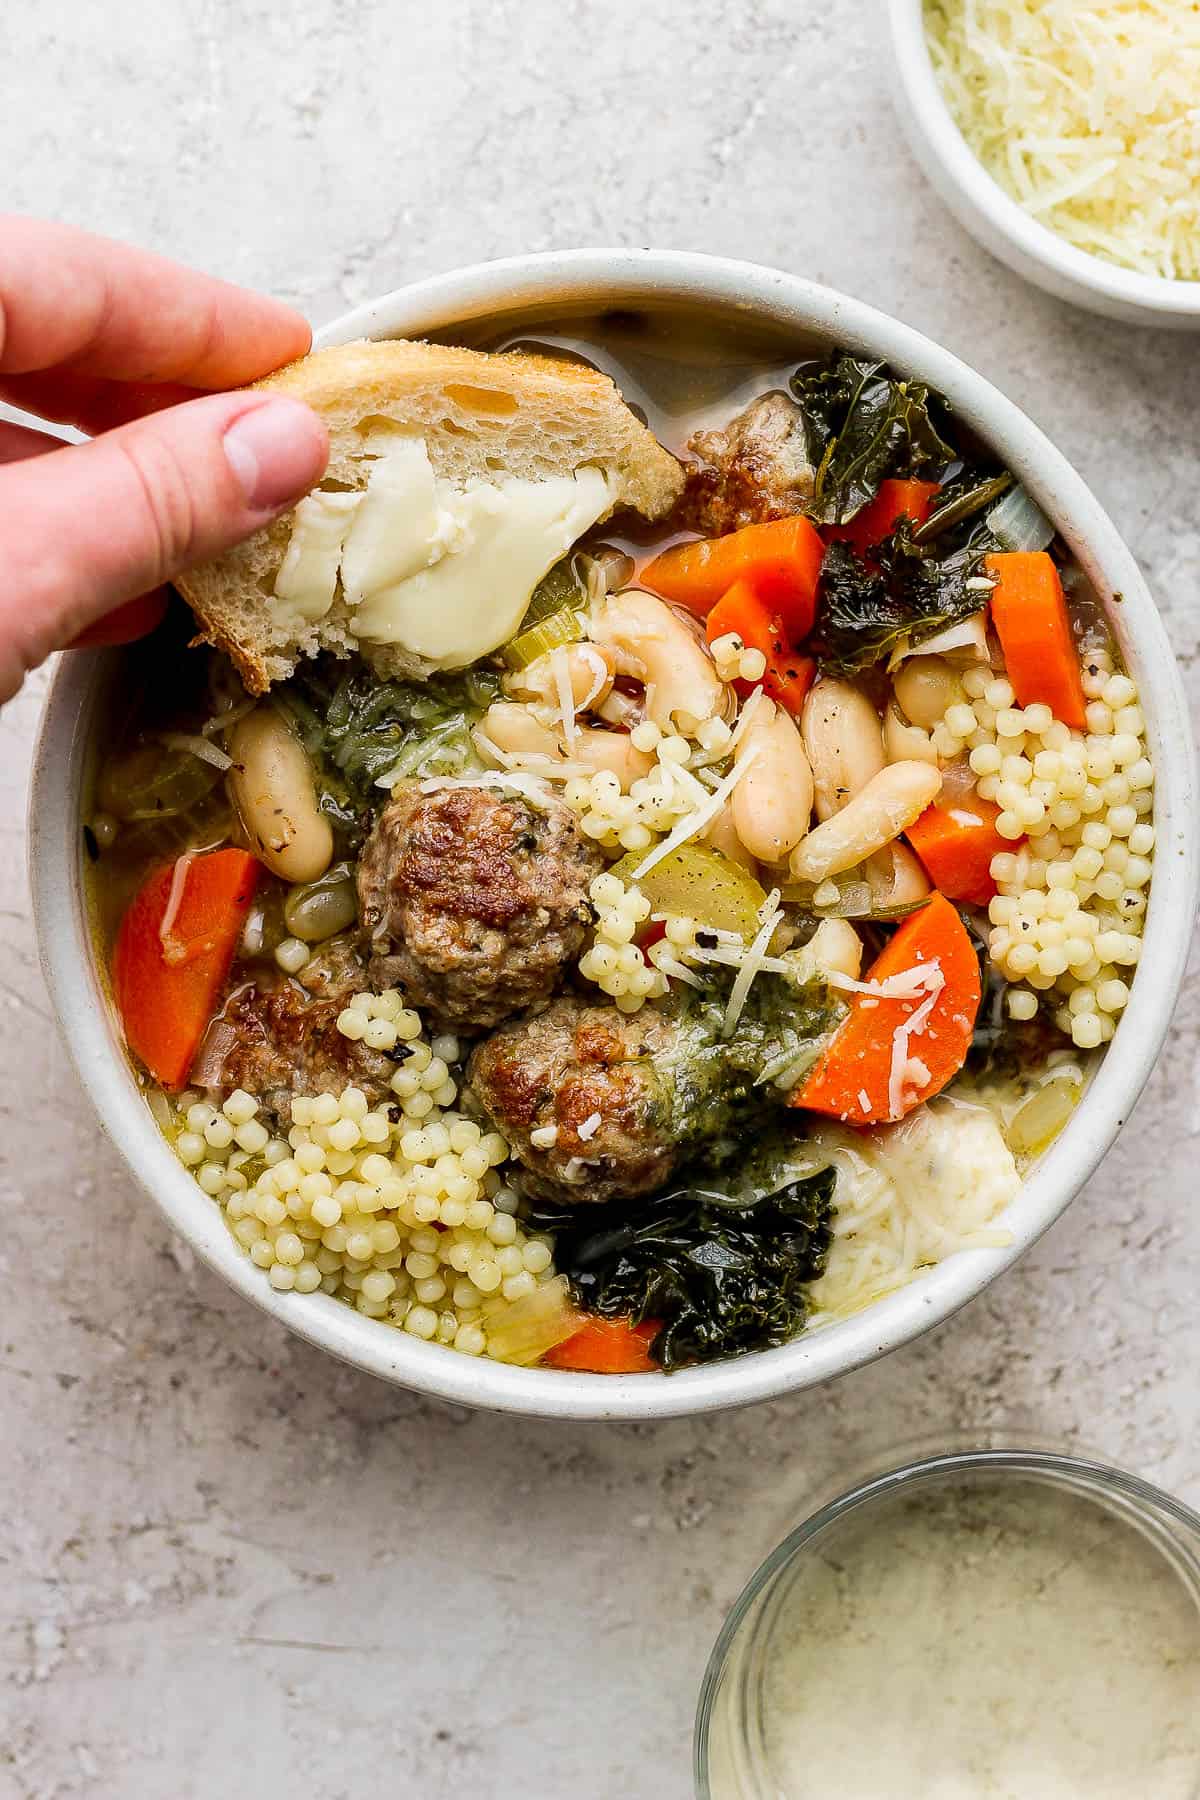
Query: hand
0 216 330 701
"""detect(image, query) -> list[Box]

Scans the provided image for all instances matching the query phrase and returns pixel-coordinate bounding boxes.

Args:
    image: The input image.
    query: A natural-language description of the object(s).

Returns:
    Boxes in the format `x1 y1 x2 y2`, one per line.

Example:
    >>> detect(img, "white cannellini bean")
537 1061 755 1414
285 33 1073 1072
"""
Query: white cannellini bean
477 702 559 759
731 699 814 864
864 840 932 909
704 796 760 874
788 761 942 883
572 728 655 791
504 642 615 713
801 678 886 821
892 655 963 731
478 703 651 791
227 707 333 883
883 699 939 766
808 916 863 981
589 589 728 732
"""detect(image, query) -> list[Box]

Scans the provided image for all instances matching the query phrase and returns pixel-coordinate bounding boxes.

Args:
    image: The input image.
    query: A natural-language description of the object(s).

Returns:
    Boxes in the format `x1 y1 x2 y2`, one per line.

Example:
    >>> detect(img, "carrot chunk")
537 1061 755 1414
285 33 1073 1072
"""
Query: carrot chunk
986 551 1087 730
112 848 260 1090
794 893 981 1126
906 796 1014 907
705 580 816 718
542 1316 660 1373
641 514 825 638
827 478 940 556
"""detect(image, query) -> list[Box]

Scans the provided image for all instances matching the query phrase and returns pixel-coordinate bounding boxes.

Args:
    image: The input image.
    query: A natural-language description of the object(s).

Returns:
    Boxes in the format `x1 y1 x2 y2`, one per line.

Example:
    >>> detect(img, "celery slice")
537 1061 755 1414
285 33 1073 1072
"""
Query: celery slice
502 606 586 670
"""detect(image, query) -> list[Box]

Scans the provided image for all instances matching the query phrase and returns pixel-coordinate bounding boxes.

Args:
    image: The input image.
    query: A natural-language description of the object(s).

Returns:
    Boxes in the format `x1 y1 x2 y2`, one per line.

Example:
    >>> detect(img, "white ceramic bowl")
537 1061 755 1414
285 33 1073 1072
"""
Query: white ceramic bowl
887 0 1200 329
29 250 1199 1420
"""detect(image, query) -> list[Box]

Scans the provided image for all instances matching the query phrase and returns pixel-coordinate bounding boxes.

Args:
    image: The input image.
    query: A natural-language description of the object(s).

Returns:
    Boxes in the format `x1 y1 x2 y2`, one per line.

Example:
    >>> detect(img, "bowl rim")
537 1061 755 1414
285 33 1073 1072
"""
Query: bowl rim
28 247 1200 1421
886 0 1200 319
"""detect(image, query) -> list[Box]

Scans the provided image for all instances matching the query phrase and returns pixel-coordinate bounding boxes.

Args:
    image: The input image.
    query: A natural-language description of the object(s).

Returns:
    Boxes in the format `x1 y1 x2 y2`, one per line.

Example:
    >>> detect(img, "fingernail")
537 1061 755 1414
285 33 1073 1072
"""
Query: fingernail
223 398 328 512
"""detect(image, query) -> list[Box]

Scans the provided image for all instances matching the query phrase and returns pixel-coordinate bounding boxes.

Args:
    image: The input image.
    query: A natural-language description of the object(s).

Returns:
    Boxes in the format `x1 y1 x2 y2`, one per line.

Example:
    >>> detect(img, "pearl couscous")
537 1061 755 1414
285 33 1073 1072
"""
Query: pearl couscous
952 651 1153 1049
95 325 1155 1374
154 996 565 1361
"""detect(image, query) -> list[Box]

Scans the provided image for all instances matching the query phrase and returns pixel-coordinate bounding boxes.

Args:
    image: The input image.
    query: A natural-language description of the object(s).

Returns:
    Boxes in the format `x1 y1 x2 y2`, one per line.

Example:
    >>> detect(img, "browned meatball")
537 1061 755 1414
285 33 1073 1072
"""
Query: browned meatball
214 934 394 1123
466 996 683 1204
357 784 602 1030
677 392 815 536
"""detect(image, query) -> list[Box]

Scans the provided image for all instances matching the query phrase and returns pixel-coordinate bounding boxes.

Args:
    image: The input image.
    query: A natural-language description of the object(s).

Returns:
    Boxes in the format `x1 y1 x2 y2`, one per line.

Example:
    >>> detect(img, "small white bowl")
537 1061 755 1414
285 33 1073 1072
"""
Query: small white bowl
887 0 1200 329
29 250 1200 1420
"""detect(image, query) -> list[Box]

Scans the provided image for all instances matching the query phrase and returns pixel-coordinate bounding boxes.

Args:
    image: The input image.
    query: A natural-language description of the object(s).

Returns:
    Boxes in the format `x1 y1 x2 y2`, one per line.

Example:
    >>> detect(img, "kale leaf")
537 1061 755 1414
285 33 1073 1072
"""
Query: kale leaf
913 469 1012 544
278 659 500 816
650 972 846 1154
790 352 955 525
522 974 844 1369
530 1161 836 1370
810 521 994 675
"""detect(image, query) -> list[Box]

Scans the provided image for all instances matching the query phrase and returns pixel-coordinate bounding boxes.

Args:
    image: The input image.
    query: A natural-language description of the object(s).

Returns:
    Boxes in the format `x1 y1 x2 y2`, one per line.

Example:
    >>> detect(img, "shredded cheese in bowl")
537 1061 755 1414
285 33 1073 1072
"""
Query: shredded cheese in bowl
925 0 1200 281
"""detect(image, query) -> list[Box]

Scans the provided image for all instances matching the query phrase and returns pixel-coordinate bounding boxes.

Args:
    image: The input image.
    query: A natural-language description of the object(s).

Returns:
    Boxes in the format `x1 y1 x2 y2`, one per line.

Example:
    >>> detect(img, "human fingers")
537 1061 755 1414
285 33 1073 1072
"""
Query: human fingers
0 370 202 435
0 389 327 701
66 590 170 648
0 214 311 386
0 416 62 464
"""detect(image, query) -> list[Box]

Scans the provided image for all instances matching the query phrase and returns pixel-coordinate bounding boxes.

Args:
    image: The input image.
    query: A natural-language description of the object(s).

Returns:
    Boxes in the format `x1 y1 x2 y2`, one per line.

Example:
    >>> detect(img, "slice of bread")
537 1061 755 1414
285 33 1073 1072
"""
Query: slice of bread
178 338 684 693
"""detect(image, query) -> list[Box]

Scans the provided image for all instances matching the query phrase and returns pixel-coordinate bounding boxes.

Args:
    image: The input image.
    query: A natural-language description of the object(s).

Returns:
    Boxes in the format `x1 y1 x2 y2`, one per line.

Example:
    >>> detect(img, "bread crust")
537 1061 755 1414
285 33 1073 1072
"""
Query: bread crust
177 337 683 694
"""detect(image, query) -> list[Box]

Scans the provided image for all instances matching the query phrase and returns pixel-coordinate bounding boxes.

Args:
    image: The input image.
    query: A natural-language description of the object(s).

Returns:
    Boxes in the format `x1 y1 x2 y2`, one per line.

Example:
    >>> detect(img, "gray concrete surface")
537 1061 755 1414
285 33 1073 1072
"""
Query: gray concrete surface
2 1 1198 1795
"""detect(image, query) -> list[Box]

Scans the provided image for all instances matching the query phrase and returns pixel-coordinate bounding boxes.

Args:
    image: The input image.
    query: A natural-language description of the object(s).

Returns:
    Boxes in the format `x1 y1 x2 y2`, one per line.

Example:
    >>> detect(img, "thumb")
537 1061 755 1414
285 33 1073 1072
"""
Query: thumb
0 391 328 700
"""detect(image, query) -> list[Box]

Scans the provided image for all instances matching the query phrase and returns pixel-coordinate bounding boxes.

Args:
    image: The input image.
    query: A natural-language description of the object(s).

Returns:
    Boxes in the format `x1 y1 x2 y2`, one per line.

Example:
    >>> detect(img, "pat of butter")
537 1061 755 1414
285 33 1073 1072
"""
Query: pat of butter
271 435 615 669
352 463 615 667
272 489 361 625
340 436 446 605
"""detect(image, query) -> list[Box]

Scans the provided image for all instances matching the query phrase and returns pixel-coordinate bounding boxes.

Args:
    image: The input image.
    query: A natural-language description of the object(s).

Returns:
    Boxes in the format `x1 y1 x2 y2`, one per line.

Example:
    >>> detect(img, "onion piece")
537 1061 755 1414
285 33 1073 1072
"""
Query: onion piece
987 484 1054 553
159 731 234 772
1007 1076 1079 1157
938 758 979 805
200 697 256 739
480 1274 579 1366
190 1018 239 1088
778 867 928 922
889 611 990 669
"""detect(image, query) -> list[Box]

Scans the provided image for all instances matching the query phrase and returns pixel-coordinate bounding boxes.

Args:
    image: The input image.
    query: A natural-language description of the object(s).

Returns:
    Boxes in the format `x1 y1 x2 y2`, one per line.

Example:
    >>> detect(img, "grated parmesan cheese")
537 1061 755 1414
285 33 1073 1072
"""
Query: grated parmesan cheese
474 735 590 781
416 771 558 810
550 644 578 749
887 985 943 1122
630 745 761 881
806 1101 1019 1324
925 0 1200 280
826 962 945 1002
158 853 196 967
722 889 783 1037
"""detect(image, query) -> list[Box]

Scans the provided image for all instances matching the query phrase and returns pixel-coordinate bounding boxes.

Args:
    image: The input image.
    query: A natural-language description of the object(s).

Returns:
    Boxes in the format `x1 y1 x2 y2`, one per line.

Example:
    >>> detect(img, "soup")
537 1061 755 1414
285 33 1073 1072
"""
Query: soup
87 313 1155 1372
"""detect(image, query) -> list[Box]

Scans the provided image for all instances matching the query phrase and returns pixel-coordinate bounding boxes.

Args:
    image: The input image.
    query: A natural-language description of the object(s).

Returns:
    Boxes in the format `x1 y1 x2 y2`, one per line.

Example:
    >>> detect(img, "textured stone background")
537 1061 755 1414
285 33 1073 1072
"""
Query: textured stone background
2 2 1198 1795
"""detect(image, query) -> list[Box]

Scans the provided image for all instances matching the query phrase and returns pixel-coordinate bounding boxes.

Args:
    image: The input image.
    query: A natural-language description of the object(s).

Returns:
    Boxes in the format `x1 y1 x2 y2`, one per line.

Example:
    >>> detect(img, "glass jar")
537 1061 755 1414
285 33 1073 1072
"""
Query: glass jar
696 1448 1200 1799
